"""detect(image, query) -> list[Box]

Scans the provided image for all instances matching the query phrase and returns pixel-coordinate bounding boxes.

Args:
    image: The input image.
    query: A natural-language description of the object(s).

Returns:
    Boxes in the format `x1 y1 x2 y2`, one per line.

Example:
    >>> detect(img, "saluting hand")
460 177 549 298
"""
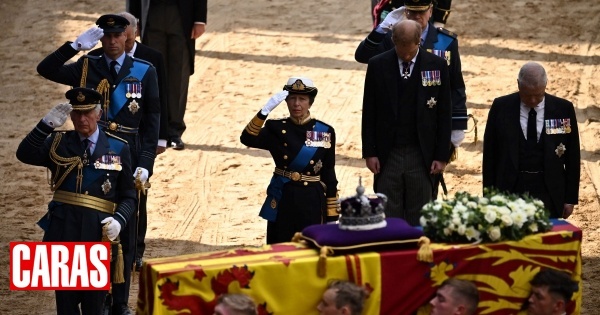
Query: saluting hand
260 90 289 115
70 26 104 51
380 6 406 31
43 103 72 128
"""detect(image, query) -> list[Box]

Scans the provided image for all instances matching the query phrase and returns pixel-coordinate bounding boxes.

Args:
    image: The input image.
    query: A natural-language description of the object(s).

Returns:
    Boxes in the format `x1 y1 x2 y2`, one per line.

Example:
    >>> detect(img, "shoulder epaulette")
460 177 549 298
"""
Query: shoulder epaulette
82 54 102 60
132 57 153 66
437 27 458 39
105 131 128 144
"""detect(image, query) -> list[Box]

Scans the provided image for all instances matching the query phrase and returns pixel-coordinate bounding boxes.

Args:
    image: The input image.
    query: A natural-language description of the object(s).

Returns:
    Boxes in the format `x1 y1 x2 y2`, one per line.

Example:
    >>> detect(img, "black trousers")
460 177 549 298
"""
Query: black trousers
266 183 325 244
145 2 191 139
515 172 559 218
375 145 433 226
111 199 140 310
55 290 107 315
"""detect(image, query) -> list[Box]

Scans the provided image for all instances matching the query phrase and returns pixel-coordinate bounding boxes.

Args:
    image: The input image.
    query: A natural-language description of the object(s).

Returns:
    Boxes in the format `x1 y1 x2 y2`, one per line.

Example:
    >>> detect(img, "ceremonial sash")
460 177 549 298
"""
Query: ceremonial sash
433 32 453 51
108 62 149 119
259 121 328 221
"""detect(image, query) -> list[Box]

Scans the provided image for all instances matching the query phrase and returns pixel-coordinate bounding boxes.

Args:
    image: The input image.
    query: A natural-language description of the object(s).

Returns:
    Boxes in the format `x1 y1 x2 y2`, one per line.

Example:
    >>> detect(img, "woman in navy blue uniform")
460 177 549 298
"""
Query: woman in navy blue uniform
241 77 339 244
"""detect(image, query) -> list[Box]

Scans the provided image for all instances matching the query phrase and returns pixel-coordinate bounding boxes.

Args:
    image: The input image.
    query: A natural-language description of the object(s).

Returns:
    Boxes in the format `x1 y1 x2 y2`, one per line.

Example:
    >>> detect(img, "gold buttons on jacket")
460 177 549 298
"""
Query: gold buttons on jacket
310 160 314 164
283 155 288 160
282 130 287 134
284 143 288 147
304 182 308 186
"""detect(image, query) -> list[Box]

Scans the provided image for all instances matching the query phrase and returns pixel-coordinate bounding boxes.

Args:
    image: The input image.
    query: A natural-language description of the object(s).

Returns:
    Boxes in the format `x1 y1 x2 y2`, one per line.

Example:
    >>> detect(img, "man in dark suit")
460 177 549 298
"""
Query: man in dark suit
357 0 466 198
89 11 167 274
127 0 208 150
483 62 580 219
362 20 452 226
37 14 160 315
16 87 136 315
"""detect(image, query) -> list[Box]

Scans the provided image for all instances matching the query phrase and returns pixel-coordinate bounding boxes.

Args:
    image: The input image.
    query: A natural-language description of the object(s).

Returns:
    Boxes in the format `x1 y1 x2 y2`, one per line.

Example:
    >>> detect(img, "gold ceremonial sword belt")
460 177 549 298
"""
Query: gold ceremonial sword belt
52 190 116 214
98 121 139 134
274 168 320 182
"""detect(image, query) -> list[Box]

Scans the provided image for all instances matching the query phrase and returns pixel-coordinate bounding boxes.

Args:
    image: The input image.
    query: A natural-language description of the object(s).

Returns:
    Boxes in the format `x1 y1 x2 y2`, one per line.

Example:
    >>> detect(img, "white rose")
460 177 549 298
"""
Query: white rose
484 210 497 223
457 225 466 235
467 201 478 209
420 216 427 226
433 204 442 211
465 226 481 242
490 195 506 204
452 216 462 226
488 226 502 241
443 228 452 236
498 206 511 216
510 210 527 228
500 214 513 226
479 197 489 205
528 222 539 232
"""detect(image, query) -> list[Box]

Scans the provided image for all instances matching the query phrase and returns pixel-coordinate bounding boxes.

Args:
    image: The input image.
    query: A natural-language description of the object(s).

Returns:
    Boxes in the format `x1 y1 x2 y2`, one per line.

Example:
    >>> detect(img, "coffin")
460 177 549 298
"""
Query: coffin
136 219 581 315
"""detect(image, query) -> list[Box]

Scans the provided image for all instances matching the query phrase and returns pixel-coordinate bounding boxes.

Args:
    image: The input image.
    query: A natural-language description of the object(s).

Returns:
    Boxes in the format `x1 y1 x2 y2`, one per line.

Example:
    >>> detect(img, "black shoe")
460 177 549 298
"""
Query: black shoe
112 304 132 315
135 257 143 272
170 138 185 150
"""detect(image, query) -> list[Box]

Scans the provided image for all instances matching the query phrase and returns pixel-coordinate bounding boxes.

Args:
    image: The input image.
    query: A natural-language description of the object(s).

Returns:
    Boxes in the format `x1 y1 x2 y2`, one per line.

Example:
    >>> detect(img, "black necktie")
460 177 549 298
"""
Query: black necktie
109 60 118 81
402 62 410 79
527 108 537 146
82 139 91 165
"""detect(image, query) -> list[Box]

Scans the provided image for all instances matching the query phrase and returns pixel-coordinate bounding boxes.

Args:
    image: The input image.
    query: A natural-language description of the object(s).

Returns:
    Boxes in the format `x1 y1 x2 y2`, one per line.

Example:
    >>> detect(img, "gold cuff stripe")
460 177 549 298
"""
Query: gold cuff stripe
327 207 339 216
53 190 116 214
245 116 265 136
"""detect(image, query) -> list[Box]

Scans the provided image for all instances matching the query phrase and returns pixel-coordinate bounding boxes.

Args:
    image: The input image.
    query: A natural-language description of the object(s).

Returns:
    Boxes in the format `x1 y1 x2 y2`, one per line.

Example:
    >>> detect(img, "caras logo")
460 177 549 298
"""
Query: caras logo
10 242 110 290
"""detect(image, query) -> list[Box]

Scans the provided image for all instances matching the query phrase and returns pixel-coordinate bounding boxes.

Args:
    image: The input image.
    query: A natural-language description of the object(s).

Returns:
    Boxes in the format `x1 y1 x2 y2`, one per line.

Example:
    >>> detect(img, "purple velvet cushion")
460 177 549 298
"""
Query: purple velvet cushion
301 218 424 251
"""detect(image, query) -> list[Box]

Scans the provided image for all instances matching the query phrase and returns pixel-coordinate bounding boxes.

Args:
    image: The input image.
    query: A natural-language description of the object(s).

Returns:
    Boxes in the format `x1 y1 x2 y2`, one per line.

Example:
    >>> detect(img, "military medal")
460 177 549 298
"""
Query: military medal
129 100 140 114
305 131 332 148
421 71 441 86
126 84 131 98
95 155 123 171
555 143 566 157
102 177 112 195
427 97 437 108
136 83 142 98
313 159 323 173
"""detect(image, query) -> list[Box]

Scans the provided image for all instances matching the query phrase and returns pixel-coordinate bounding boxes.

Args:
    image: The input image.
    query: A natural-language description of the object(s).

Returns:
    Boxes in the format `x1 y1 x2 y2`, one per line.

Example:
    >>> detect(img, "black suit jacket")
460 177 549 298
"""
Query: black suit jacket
362 48 452 169
37 43 160 175
355 23 467 130
127 0 207 75
483 92 580 210
90 42 169 141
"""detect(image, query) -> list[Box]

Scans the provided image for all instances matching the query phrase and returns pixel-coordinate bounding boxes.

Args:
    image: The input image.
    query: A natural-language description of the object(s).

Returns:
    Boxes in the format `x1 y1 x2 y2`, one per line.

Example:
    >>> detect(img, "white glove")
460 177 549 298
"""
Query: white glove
451 130 465 147
134 167 149 183
43 103 72 128
380 6 406 31
70 26 104 51
260 90 289 115
100 217 121 241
